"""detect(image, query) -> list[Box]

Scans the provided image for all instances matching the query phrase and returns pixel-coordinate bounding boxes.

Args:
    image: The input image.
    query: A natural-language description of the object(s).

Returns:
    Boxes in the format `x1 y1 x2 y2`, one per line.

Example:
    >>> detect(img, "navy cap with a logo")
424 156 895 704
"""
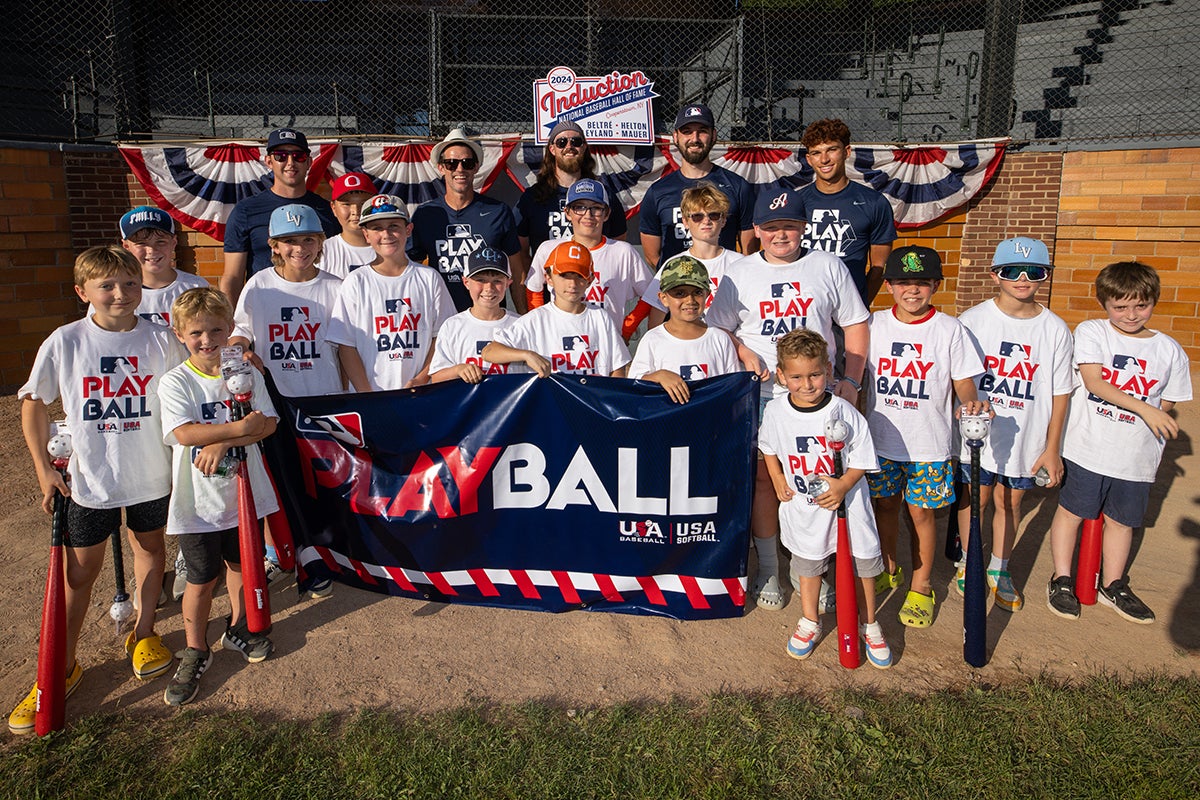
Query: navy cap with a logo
674 104 715 130
119 206 175 239
753 185 804 225
266 127 309 152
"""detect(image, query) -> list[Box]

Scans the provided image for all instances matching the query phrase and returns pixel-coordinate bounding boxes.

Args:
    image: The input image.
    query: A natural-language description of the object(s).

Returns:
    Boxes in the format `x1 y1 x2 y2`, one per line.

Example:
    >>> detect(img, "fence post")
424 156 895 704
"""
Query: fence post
976 0 1022 137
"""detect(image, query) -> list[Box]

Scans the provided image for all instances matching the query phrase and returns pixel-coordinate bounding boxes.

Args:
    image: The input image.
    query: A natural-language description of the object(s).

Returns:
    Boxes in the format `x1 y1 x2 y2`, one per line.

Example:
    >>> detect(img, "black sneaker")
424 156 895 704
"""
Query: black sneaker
1047 575 1080 619
221 619 274 663
164 647 211 706
1098 578 1156 624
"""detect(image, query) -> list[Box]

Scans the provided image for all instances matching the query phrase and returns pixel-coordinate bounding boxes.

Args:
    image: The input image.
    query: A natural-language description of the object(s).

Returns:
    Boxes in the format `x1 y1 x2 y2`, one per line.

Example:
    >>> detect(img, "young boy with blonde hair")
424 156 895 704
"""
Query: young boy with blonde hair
9 246 184 733
759 328 890 667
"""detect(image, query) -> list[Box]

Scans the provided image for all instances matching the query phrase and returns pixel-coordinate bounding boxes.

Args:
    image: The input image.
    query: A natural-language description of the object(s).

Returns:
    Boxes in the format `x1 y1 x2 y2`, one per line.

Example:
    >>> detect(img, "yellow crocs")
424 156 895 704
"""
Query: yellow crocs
898 589 936 628
125 632 173 680
7 661 83 735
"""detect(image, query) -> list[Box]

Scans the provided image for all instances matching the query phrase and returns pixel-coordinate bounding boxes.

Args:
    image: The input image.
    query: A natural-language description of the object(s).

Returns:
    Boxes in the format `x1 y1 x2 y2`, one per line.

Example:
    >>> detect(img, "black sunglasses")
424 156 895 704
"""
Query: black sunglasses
554 136 585 148
688 212 725 222
440 157 479 171
269 150 310 163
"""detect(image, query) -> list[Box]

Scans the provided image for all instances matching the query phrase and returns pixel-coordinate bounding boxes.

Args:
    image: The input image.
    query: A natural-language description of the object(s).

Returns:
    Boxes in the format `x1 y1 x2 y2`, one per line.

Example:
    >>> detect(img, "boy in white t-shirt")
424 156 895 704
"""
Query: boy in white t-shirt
1046 261 1191 624
159 287 280 705
328 194 456 391
628 254 739 403
638 182 741 328
320 172 378 279
706 185 870 612
118 206 209 328
429 247 521 383
524 179 651 339
759 329 891 668
865 246 988 629
956 237 1075 612
485 240 631 377
9 246 184 734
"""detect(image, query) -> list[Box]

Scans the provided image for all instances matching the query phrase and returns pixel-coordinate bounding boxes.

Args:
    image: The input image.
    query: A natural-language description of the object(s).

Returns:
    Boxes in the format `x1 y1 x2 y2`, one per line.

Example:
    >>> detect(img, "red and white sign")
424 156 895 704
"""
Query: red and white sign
533 66 658 145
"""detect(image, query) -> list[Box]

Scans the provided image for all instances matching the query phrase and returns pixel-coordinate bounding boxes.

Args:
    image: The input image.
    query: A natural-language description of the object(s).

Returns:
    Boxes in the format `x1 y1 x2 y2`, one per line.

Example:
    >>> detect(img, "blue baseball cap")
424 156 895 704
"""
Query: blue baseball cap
466 247 511 278
268 204 323 238
266 127 308 151
753 185 804 225
119 206 174 239
566 178 608 207
992 237 1051 268
674 104 715 129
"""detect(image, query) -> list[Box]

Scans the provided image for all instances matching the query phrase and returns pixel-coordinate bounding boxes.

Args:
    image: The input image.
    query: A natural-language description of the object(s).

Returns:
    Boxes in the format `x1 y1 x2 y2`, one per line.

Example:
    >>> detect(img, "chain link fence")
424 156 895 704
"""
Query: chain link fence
3 0 1197 145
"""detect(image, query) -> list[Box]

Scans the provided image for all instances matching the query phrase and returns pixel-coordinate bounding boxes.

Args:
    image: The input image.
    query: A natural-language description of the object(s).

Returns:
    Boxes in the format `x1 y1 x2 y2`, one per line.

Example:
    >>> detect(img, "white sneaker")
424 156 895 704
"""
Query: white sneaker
861 622 893 669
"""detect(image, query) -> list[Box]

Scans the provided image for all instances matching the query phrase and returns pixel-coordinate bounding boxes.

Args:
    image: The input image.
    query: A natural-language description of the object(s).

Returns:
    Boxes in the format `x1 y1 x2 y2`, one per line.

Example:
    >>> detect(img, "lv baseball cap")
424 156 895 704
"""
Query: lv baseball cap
466 247 511 278
266 127 308 151
659 255 711 293
119 206 174 239
884 245 943 280
753 185 804 225
358 194 410 225
331 172 377 201
566 178 608 207
991 236 1051 268
545 240 594 280
674 104 715 129
268 204 323 238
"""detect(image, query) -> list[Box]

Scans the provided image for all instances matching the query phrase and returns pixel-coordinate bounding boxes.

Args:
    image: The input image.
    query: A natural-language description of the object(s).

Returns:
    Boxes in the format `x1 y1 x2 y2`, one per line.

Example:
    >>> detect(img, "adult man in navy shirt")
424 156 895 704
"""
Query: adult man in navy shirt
219 127 340 305
409 128 528 312
639 104 757 269
797 118 896 304
515 119 627 263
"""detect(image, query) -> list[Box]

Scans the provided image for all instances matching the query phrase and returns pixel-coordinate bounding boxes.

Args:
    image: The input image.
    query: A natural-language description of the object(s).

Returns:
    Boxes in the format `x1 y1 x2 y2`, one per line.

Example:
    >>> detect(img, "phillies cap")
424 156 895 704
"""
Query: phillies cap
566 178 608 207
674 104 715 129
331 172 376 201
358 194 410 225
431 127 484 165
266 127 308 152
753 185 804 225
466 246 511 278
884 245 943 280
548 119 585 142
545 240 594 279
991 236 1051 269
268 204 323 238
119 206 174 239
659 255 711 293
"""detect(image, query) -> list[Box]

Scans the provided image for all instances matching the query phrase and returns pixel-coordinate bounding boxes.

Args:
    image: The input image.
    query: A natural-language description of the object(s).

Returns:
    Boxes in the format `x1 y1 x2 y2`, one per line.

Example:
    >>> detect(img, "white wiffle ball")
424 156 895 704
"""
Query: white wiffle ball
47 432 73 460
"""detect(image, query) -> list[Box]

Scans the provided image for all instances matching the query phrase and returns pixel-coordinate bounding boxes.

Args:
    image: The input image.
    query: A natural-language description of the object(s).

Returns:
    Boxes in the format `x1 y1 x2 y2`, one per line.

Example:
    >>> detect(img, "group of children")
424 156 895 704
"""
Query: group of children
9 151 1191 732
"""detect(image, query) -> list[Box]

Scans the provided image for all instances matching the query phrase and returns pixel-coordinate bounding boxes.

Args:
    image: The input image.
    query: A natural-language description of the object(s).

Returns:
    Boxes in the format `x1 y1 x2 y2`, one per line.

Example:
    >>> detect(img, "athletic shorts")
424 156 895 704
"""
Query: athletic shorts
791 552 884 579
867 458 956 508
177 525 246 585
957 464 1037 491
65 495 170 548
1057 459 1149 529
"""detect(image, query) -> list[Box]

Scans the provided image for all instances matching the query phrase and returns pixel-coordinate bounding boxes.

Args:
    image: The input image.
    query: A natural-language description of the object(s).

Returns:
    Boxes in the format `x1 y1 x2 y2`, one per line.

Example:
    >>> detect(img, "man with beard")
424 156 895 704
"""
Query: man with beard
220 127 341 306
639 104 757 269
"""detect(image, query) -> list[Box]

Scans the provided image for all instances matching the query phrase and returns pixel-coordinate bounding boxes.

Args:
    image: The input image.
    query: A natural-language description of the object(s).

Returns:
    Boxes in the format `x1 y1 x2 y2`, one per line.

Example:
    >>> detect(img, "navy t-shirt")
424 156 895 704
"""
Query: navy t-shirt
798 180 896 301
515 185 627 254
638 166 756 267
223 189 341 277
408 195 521 311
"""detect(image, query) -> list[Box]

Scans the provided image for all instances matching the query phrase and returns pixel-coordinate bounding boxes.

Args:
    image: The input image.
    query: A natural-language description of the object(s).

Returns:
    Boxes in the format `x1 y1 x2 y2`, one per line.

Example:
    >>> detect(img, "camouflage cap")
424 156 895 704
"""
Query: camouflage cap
659 254 712 293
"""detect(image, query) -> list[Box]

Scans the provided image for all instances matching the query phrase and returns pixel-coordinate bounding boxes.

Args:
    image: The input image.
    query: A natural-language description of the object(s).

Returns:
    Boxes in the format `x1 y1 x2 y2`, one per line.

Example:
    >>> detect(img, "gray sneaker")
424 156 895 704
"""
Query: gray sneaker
307 578 334 599
221 619 274 663
164 647 212 706
172 551 189 602
1098 578 1155 624
1047 575 1080 619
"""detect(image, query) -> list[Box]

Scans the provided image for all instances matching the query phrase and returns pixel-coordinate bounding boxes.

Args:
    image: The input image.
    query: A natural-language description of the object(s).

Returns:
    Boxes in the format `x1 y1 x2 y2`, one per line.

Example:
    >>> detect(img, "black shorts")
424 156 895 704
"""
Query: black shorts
65 496 170 548
176 525 249 585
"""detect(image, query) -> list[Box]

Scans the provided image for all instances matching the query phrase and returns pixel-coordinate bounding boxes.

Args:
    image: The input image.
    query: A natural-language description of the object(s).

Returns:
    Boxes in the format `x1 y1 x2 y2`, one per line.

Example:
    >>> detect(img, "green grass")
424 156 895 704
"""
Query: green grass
4 675 1199 799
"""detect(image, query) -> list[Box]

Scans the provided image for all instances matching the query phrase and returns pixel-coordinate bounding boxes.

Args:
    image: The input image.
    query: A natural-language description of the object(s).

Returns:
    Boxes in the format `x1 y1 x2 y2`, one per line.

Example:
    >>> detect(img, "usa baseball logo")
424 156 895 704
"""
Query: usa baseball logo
280 306 310 322
771 282 802 298
890 342 922 359
100 356 139 374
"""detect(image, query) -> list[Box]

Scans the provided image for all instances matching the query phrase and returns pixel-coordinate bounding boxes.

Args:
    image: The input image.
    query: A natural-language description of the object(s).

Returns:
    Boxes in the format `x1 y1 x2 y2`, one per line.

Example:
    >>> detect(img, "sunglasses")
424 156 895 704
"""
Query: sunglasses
269 150 310 163
688 211 725 223
440 158 478 171
993 265 1050 282
554 136 585 148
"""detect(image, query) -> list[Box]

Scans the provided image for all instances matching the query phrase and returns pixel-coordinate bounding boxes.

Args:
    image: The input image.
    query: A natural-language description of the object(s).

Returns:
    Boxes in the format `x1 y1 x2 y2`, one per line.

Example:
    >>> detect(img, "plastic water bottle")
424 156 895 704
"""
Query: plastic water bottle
192 447 237 479
1034 466 1051 487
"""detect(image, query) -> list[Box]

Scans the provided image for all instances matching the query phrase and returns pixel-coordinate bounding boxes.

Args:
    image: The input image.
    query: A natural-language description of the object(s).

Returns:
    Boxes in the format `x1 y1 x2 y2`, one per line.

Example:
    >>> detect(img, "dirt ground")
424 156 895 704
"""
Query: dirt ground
1 373 1197 727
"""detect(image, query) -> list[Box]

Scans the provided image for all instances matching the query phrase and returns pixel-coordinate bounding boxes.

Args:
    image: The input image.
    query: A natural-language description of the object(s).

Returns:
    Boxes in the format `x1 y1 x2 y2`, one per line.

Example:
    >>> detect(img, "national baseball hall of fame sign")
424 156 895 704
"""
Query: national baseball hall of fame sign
534 66 659 145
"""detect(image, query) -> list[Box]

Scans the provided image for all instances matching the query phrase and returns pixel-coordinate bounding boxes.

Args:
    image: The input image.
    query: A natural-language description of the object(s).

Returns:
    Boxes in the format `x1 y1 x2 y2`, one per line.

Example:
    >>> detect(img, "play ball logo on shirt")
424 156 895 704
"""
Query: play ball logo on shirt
562 335 590 351
384 298 413 314
771 282 802 298
100 356 139 375
280 307 310 322
982 341 1039 408
679 364 709 380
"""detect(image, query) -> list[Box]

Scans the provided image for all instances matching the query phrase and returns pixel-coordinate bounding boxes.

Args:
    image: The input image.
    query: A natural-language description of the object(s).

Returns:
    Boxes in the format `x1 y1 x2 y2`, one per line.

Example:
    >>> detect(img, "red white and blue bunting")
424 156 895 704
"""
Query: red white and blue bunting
118 136 1007 240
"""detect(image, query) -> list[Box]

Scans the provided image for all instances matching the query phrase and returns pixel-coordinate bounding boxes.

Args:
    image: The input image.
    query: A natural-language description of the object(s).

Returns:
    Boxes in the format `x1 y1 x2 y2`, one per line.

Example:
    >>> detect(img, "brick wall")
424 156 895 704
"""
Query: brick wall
1053 148 1200 359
